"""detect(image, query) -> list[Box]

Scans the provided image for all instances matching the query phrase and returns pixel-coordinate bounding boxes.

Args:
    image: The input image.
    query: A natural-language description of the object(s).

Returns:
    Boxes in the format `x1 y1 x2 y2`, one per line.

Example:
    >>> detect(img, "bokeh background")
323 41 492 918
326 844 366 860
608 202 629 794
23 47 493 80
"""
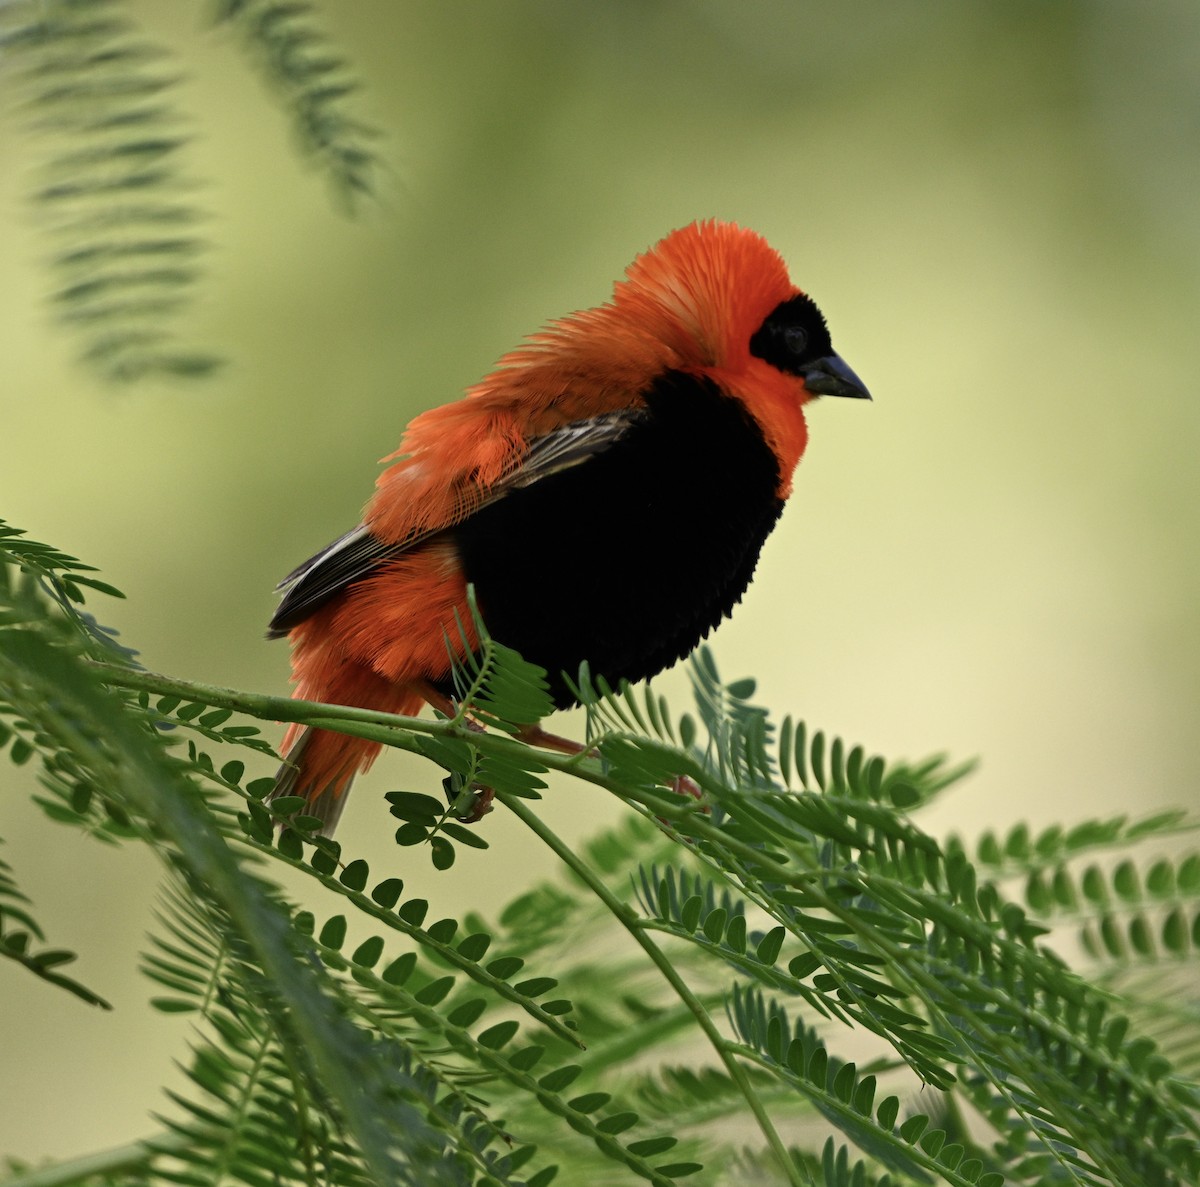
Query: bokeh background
3 0 1198 1166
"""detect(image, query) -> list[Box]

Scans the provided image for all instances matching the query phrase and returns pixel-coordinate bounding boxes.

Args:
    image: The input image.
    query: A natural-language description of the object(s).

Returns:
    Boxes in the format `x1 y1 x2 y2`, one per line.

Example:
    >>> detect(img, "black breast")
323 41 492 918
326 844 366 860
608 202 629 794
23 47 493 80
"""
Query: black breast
446 371 786 708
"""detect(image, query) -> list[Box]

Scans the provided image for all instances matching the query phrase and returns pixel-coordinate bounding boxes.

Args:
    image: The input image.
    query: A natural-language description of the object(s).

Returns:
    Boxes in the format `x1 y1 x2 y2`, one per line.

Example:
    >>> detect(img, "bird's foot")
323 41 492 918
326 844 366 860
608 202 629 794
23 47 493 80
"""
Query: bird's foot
669 773 705 803
442 774 495 823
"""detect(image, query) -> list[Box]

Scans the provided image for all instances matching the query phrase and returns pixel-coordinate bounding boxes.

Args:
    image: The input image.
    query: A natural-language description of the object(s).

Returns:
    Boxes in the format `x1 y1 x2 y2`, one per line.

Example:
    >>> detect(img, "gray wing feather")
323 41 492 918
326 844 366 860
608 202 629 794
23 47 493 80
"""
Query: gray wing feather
509 411 639 487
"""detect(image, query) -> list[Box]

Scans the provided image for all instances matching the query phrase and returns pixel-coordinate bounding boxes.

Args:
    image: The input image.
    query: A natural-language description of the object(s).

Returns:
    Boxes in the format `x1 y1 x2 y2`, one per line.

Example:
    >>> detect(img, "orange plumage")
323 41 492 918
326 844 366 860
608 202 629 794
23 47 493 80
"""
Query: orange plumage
271 221 869 832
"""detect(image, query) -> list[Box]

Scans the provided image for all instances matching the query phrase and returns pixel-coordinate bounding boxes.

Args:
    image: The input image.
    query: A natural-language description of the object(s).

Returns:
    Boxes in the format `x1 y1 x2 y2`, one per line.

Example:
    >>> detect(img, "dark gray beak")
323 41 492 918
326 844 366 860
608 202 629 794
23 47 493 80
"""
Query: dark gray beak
800 354 871 400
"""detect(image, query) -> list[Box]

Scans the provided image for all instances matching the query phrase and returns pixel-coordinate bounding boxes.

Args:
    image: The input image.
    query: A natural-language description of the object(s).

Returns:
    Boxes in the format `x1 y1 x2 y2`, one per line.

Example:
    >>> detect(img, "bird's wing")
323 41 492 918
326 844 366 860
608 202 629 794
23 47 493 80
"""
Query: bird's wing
267 524 387 637
268 408 644 637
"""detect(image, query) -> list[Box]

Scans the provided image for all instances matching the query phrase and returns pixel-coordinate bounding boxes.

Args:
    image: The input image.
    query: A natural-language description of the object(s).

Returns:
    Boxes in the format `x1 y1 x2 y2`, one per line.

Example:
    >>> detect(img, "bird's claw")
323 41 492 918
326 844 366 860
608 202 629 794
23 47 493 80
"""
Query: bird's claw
670 773 703 802
442 774 495 823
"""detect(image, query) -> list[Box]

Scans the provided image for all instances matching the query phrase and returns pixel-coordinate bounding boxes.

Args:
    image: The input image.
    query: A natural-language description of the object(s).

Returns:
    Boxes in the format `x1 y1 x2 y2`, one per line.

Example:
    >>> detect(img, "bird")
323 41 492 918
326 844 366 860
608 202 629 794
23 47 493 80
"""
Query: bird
268 220 870 833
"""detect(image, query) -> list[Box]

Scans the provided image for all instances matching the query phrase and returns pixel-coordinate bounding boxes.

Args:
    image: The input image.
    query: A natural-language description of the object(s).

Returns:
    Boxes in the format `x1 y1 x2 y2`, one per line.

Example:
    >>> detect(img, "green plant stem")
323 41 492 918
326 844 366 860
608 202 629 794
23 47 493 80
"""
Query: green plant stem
1 1135 181 1187
90 661 430 740
91 660 577 771
497 790 809 1187
90 661 672 806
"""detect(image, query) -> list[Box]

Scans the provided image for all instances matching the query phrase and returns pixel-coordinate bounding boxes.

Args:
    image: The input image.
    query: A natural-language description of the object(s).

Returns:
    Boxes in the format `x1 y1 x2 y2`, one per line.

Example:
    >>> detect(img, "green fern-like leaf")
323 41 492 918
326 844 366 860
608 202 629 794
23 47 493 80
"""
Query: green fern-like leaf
212 0 380 203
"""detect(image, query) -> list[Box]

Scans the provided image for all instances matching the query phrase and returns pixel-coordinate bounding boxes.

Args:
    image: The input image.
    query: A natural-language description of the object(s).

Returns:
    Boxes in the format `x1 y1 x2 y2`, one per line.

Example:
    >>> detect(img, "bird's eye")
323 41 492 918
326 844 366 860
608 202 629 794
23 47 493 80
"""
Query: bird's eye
782 325 808 355
750 295 831 375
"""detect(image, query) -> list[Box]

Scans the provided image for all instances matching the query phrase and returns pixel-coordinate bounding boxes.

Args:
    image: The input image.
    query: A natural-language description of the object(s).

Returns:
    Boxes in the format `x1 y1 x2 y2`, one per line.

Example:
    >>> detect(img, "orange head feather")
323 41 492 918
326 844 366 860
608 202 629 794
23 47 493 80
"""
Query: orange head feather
614 220 800 370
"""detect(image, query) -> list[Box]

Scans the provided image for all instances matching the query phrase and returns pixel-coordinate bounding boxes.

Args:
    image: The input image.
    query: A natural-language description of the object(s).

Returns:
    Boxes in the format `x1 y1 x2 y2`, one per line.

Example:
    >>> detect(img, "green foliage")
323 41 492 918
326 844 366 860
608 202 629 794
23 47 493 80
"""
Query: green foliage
0 0 379 383
3 521 1200 1187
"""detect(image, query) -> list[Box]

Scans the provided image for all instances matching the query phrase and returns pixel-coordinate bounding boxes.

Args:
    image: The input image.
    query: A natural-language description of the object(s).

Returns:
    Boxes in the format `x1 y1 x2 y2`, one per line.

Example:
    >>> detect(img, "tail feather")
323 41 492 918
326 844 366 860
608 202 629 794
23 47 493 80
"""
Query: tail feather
270 727 356 835
269 660 424 836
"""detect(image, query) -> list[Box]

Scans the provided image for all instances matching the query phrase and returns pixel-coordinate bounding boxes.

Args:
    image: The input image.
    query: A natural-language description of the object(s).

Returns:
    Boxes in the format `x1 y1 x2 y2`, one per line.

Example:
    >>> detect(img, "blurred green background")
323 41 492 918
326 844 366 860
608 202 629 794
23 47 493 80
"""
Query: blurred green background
3 0 1198 1166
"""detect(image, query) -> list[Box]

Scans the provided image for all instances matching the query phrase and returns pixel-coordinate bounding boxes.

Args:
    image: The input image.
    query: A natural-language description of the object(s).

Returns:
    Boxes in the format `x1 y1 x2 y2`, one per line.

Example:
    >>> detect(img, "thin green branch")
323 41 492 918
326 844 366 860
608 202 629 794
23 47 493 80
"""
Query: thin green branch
90 659 641 789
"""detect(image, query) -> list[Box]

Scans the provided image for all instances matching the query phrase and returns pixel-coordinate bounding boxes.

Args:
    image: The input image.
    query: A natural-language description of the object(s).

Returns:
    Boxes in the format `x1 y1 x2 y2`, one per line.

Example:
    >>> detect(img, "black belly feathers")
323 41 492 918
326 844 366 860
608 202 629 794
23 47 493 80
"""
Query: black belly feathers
446 372 783 706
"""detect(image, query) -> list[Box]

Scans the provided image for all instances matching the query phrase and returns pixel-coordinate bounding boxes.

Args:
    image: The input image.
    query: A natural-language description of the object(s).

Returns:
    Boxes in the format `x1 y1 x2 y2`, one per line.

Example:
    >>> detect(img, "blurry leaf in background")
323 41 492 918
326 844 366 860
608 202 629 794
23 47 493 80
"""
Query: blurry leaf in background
2 0 217 382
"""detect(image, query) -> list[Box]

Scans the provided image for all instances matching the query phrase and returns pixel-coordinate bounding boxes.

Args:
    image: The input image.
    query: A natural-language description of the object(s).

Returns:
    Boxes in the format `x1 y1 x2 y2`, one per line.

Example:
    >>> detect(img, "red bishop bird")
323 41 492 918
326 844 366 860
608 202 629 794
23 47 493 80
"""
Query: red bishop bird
269 220 870 832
